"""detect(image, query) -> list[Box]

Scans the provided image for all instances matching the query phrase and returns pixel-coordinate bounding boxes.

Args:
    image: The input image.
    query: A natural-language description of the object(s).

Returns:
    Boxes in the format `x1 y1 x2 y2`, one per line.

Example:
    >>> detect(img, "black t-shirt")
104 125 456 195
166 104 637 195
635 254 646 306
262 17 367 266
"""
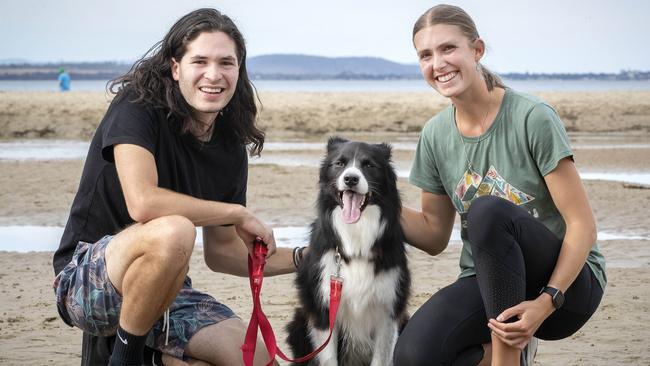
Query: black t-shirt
53 92 248 275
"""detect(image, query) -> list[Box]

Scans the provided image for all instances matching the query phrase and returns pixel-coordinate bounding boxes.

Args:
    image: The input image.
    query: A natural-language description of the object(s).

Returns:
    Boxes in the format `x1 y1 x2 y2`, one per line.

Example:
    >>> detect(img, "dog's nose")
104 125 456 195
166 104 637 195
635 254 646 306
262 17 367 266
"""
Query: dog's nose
344 174 359 187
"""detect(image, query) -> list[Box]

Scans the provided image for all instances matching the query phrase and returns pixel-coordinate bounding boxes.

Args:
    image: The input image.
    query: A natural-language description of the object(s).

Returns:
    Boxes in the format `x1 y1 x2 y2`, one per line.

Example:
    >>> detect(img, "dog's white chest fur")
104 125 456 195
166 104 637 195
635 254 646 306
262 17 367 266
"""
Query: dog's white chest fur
313 205 401 364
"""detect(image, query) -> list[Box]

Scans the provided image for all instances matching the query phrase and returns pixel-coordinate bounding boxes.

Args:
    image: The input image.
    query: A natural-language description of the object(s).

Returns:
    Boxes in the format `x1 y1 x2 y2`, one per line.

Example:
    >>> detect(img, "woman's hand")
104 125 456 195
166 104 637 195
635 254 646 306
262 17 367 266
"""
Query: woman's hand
487 295 555 349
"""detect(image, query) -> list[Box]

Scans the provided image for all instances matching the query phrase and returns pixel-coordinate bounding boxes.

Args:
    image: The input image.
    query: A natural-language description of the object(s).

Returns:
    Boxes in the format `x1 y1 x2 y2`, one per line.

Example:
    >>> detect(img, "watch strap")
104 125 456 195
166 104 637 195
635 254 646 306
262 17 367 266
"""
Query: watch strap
540 286 564 309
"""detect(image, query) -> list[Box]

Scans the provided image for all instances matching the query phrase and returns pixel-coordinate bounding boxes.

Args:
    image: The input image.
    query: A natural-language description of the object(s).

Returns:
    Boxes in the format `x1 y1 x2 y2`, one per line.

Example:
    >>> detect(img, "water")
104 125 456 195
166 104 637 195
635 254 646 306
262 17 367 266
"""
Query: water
2 225 646 253
0 140 90 160
2 79 650 92
269 159 650 185
394 170 650 185
579 172 650 185
2 139 648 156
0 79 111 92
0 226 311 252
0 140 420 160
2 140 649 185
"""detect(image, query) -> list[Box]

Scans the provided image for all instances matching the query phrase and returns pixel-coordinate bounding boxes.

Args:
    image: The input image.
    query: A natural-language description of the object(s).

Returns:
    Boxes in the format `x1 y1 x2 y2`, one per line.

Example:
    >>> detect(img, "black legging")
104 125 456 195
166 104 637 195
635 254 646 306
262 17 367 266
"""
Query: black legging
394 196 603 365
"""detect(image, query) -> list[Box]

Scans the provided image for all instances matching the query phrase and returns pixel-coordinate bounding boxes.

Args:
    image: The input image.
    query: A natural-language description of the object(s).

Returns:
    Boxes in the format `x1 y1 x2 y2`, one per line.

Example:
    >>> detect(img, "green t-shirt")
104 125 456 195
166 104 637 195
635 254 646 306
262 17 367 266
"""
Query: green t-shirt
409 88 606 290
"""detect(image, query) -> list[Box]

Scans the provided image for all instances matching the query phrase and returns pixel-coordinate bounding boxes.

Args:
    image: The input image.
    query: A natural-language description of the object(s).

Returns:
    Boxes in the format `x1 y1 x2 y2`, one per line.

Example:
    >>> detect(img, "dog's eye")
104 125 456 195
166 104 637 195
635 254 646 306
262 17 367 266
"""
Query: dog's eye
363 162 375 168
333 160 344 167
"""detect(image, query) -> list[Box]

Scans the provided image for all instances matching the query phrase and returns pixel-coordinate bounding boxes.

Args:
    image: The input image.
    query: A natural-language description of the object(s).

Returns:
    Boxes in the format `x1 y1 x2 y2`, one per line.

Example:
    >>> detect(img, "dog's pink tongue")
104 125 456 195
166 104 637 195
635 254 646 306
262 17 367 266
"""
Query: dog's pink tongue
342 191 363 224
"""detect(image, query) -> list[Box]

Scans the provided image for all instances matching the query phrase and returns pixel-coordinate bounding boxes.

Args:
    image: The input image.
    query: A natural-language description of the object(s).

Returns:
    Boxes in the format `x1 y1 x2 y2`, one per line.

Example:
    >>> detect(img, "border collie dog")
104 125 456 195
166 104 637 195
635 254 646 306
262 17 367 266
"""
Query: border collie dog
287 137 410 366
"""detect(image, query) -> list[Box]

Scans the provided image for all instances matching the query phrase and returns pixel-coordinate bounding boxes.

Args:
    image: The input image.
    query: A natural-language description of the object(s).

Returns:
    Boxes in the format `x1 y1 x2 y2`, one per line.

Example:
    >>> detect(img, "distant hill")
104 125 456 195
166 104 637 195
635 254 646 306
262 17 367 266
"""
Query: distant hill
247 54 420 79
0 55 420 80
0 55 648 81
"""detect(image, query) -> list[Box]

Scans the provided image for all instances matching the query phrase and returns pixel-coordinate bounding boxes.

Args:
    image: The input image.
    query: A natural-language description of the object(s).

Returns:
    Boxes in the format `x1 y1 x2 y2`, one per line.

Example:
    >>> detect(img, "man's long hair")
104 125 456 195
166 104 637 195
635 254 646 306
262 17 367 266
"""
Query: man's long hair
109 8 264 155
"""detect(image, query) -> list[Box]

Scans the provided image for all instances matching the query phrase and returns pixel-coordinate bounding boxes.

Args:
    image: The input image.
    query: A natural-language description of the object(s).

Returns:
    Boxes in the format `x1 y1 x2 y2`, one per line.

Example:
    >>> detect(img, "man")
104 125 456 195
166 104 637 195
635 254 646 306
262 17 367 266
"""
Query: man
58 67 71 91
53 8 294 366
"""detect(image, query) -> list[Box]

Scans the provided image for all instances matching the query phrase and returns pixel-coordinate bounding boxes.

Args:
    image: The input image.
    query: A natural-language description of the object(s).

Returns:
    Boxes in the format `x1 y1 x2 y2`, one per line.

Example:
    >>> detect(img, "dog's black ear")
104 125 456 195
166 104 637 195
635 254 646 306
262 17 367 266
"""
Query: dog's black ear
327 136 348 153
376 142 393 160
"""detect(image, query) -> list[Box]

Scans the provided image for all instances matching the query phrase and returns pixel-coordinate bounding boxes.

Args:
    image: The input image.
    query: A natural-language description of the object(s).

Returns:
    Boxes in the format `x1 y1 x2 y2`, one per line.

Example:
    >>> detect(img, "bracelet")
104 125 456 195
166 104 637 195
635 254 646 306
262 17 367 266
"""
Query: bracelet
292 246 306 269
292 246 300 269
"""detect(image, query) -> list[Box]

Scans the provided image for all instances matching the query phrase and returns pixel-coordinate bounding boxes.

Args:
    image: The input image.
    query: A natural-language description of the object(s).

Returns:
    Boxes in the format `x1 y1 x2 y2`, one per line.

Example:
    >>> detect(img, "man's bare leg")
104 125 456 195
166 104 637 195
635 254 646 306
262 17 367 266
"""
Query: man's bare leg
105 215 275 365
161 318 278 366
104 215 196 364
106 215 196 333
161 356 213 366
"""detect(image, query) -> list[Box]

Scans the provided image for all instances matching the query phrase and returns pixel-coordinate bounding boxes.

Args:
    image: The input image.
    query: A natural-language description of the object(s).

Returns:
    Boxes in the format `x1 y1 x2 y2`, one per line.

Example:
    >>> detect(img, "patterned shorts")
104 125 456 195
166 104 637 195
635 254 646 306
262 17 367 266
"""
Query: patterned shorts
53 235 238 359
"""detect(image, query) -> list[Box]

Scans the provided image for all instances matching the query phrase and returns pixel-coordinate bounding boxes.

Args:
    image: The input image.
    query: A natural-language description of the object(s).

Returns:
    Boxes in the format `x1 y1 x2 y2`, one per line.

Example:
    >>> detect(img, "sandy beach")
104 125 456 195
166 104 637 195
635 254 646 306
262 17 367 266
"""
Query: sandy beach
0 90 649 365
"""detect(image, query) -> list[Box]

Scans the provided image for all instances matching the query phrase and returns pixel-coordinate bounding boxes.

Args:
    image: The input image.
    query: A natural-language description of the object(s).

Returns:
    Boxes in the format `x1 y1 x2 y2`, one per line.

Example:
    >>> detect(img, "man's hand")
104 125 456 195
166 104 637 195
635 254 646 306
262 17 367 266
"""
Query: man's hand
234 207 276 258
487 295 555 349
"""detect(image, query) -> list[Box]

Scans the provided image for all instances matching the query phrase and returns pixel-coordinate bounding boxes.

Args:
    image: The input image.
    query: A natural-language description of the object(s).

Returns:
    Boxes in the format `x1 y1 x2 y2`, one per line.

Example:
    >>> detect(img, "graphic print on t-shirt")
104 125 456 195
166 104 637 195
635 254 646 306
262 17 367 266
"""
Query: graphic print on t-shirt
452 165 535 213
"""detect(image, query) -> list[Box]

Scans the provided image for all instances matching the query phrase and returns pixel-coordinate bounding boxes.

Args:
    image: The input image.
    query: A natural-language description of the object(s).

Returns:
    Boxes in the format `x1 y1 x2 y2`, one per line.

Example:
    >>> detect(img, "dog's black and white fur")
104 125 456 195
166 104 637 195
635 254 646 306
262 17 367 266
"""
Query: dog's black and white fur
287 137 410 366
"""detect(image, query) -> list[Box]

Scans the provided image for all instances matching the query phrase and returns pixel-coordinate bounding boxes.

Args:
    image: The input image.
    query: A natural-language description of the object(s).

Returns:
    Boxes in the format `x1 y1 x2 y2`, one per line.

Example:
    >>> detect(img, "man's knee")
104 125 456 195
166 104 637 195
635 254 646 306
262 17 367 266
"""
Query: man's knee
145 215 196 264
106 216 195 291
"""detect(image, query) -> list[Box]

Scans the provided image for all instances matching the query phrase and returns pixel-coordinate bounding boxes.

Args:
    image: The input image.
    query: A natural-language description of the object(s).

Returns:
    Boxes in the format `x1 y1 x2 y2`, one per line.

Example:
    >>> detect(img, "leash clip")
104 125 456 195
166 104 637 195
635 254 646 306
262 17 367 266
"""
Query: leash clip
332 246 344 282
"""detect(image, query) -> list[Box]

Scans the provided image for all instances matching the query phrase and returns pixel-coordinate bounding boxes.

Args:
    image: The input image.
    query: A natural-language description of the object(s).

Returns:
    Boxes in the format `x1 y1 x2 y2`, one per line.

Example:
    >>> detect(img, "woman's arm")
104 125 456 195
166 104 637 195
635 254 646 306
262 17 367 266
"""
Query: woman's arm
541 157 597 295
401 191 457 255
488 157 597 348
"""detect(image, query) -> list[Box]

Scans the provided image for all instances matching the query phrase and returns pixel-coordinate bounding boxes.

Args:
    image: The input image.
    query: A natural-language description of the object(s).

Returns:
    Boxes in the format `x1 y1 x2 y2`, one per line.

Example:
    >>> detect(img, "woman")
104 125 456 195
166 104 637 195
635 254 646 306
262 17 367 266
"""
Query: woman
394 4 606 366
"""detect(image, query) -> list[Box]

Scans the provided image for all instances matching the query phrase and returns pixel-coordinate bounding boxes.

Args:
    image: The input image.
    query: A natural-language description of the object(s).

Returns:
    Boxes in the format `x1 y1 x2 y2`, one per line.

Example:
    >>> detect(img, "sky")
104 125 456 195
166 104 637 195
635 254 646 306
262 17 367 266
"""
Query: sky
1 0 648 73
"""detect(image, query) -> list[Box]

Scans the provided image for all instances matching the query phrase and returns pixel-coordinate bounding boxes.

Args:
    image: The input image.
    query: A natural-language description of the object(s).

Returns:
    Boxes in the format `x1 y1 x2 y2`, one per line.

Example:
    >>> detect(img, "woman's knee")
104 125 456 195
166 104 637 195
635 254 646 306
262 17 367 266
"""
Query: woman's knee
395 279 486 365
466 196 518 244
393 300 450 365
394 336 434 366
467 196 512 225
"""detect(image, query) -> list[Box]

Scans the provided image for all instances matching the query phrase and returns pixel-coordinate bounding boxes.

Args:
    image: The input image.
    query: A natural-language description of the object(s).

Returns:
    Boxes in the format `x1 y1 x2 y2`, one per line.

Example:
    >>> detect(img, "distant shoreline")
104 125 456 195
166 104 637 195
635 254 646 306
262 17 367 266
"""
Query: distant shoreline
2 73 649 81
1 56 648 81
3 79 650 94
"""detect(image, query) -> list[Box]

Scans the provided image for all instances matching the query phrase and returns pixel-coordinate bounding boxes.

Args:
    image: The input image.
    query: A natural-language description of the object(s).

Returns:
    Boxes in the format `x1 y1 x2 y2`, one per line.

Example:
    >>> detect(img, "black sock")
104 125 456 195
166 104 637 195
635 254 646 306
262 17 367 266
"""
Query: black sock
143 346 165 366
109 325 147 366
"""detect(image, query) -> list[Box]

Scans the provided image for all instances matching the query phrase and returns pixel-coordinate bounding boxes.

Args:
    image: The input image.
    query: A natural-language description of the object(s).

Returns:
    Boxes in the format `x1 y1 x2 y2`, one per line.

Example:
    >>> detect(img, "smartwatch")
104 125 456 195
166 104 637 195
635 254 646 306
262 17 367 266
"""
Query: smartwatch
540 286 565 309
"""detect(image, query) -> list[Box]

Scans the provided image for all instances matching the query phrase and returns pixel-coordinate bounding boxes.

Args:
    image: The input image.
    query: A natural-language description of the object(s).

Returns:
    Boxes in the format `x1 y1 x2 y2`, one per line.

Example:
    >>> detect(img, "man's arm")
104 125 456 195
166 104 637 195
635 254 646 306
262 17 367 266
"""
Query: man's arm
202 225 295 277
401 191 456 255
114 143 276 254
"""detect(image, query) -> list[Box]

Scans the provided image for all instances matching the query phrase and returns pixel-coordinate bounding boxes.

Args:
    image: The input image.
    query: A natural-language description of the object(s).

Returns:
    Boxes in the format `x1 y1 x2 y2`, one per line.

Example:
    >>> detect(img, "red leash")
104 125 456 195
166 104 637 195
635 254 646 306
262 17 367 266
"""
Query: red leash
242 239 343 366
